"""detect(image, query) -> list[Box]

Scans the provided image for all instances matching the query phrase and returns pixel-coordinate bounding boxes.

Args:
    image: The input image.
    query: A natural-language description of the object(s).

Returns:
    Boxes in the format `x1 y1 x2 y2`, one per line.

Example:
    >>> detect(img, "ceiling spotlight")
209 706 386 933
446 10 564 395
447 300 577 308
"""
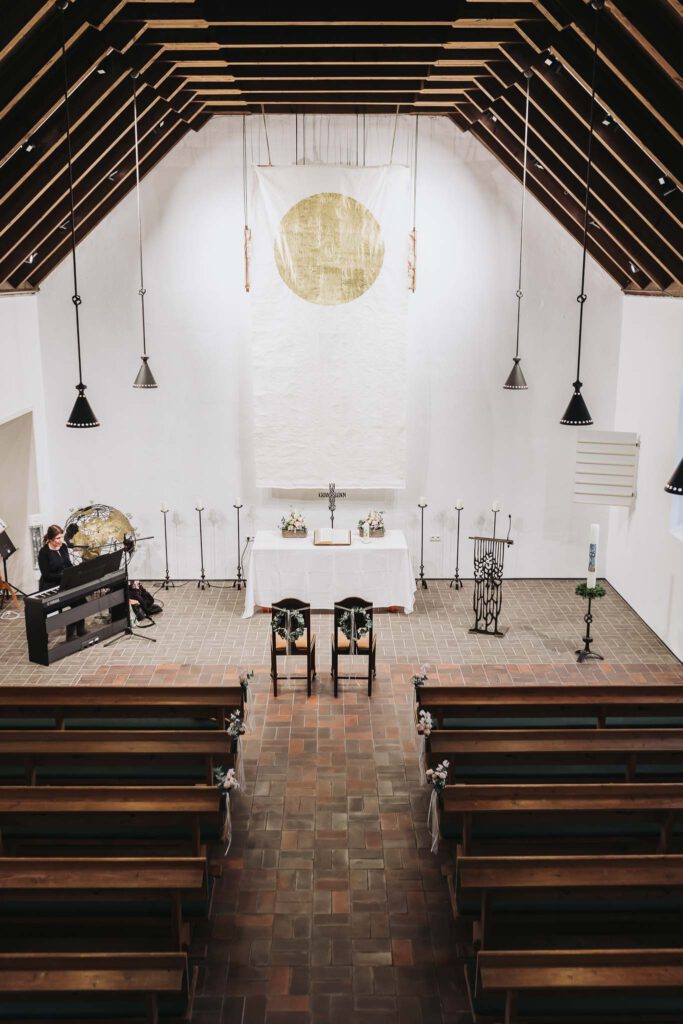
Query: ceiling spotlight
544 56 555 67
107 168 121 181
628 260 639 274
25 252 38 265
96 65 106 75
601 113 612 127
589 218 600 228
491 114 498 122
22 138 38 154
59 219 70 232
657 175 677 198
533 160 544 170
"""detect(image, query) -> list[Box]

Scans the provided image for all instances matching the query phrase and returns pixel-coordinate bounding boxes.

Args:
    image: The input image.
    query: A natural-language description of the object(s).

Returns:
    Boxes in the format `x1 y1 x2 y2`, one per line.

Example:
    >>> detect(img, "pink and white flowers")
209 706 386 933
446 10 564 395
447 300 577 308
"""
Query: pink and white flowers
281 509 306 533
425 759 449 793
215 766 240 792
417 709 434 736
358 510 384 532
412 663 429 689
226 710 246 738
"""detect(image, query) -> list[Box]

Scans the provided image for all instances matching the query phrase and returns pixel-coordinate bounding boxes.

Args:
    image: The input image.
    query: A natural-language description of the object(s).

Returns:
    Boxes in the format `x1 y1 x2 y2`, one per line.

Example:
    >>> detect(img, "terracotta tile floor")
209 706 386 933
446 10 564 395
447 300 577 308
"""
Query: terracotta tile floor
0 581 680 1022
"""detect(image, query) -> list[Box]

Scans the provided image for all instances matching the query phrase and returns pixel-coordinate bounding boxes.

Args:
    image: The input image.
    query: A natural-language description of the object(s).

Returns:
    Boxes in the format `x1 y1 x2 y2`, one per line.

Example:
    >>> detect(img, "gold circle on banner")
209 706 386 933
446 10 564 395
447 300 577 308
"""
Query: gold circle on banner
274 192 385 305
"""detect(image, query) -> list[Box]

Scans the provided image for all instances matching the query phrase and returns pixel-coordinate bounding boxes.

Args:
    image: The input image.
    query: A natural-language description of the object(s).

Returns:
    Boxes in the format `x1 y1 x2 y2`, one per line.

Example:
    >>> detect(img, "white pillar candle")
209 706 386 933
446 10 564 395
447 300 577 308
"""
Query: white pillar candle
160 502 169 514
455 500 464 511
196 499 204 511
587 523 599 588
419 496 427 507
234 497 242 508
492 501 501 513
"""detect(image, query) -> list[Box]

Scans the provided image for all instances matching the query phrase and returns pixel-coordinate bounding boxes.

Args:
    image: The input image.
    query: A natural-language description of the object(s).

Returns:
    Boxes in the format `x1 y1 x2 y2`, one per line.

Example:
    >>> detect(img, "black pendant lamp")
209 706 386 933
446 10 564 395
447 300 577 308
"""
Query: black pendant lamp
131 73 158 389
665 457 683 495
59 0 99 428
503 68 533 391
560 0 604 427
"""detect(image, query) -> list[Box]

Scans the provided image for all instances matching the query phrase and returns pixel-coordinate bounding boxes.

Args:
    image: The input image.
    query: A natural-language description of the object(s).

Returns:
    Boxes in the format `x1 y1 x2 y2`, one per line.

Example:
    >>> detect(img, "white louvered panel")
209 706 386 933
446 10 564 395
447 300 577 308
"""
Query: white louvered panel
574 431 639 507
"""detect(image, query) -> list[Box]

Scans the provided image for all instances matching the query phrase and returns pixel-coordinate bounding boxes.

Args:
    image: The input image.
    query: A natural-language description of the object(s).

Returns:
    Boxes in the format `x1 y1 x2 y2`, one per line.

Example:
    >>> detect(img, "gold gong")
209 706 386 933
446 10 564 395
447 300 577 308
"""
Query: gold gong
274 192 385 305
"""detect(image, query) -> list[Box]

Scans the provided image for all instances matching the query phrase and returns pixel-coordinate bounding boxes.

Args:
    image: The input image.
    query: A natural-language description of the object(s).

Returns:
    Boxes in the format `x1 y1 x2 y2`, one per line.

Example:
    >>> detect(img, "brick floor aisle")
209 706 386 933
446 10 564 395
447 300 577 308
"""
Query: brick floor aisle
191 663 467 1024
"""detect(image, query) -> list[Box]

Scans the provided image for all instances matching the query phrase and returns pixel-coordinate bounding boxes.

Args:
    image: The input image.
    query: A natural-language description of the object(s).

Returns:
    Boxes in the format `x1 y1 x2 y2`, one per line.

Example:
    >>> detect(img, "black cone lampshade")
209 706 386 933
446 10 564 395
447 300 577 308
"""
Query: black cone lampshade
665 456 683 495
560 380 593 426
66 385 100 428
503 356 528 390
133 354 157 389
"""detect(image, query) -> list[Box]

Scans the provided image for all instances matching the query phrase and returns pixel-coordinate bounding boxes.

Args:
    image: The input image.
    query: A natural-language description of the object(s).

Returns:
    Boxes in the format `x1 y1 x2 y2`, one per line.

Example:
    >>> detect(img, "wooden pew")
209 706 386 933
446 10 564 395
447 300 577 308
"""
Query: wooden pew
454 854 683 951
0 858 210 952
416 684 683 730
0 951 196 1023
0 685 244 731
470 949 683 1023
426 728 683 783
0 730 235 786
440 782 683 856
0 786 224 858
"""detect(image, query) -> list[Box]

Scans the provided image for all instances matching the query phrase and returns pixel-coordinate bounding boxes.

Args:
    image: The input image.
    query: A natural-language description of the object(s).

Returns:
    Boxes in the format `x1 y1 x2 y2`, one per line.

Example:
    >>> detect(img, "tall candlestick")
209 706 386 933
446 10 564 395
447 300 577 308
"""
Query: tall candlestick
418 496 427 508
587 523 599 589
492 501 501 513
455 499 464 511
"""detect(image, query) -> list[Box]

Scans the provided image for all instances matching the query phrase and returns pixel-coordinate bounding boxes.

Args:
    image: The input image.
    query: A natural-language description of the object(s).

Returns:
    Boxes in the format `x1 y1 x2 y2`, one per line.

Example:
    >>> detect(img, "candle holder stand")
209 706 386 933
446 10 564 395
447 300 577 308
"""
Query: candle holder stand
449 507 463 590
196 507 208 590
160 509 175 591
575 582 605 663
417 503 428 590
233 503 246 591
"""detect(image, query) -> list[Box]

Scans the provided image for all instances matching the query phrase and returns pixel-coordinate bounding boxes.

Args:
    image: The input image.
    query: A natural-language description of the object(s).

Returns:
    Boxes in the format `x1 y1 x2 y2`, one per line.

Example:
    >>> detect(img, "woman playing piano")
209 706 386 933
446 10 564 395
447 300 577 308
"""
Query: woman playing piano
38 525 87 640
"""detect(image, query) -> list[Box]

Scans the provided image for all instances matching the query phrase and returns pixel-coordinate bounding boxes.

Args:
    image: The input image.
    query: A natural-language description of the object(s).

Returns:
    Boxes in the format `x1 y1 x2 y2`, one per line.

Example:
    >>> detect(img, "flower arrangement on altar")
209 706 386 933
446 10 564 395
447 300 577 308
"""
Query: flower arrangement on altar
425 759 449 793
281 509 307 537
411 664 429 689
214 766 240 792
338 606 372 640
272 608 306 644
226 710 246 739
417 709 433 737
358 510 385 537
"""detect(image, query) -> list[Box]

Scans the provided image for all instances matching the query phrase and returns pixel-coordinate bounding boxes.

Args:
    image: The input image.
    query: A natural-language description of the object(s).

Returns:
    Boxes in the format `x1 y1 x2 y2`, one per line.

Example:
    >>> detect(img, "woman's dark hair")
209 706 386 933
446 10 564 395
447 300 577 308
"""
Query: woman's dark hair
43 524 64 545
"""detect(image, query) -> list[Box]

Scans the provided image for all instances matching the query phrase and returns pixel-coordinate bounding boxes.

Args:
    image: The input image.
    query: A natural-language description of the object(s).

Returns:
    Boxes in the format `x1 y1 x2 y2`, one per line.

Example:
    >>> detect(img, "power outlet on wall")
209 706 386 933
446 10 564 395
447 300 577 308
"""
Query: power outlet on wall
430 535 441 542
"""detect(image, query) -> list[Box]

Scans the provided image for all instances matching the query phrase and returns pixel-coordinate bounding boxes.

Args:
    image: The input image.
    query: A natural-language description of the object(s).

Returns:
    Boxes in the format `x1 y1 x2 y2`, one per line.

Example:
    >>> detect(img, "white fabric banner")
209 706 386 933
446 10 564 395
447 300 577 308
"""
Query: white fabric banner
250 165 409 489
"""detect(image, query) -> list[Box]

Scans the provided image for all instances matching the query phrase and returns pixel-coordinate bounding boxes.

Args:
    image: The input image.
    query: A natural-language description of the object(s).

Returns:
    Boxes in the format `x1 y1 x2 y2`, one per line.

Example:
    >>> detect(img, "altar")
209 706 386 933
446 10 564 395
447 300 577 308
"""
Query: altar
243 529 416 618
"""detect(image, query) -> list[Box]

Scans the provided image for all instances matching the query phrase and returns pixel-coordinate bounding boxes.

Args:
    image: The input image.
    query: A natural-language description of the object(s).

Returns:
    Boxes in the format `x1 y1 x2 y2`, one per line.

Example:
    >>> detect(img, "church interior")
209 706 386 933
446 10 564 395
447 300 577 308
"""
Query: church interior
1 2 683 1021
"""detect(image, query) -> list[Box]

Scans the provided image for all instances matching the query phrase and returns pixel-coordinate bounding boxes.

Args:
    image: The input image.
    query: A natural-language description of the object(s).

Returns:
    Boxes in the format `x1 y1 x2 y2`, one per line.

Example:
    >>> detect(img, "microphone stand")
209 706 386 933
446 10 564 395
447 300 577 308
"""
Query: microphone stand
104 533 157 647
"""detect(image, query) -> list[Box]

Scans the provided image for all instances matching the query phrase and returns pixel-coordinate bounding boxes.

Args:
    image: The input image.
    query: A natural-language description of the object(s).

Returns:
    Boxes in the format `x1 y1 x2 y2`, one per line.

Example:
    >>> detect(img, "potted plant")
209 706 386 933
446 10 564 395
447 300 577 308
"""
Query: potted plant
358 510 385 538
281 509 307 538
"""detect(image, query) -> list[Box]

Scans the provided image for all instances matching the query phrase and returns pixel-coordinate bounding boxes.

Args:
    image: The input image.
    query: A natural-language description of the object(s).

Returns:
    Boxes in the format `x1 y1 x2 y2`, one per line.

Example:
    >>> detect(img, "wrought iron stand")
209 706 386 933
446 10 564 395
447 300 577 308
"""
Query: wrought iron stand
576 595 604 663
468 530 513 636
233 502 245 591
417 501 428 590
160 508 175 590
449 506 463 590
196 506 208 590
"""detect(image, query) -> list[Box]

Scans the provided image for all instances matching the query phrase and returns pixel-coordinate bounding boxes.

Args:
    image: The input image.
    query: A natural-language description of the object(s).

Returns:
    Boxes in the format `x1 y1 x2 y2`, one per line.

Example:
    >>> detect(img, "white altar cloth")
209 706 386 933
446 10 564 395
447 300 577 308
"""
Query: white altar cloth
243 529 416 618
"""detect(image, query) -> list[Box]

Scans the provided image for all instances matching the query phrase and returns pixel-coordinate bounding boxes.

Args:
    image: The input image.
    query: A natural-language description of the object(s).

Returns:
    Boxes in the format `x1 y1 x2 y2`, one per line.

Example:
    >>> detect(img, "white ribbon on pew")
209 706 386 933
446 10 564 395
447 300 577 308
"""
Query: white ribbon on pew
222 793 233 855
235 744 246 792
427 789 441 855
418 734 427 786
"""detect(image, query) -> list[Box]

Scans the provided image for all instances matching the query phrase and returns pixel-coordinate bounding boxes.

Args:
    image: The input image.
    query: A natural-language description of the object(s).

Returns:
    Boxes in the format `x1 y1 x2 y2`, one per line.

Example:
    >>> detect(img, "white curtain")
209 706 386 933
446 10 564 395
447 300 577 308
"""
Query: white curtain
250 164 409 489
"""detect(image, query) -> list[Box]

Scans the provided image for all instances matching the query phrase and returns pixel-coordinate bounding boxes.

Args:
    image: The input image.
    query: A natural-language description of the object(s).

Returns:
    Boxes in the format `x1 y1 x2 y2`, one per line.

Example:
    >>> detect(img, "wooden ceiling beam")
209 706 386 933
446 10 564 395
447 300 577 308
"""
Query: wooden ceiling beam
0 1 55 64
10 115 207 289
479 97 677 287
466 115 643 288
502 43 683 226
0 96 170 281
607 0 683 83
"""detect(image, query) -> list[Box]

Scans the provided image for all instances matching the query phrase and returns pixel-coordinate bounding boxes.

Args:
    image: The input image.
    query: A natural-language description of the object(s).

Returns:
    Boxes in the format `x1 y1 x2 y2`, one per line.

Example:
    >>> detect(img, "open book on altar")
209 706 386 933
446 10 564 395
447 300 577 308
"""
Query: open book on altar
314 529 352 546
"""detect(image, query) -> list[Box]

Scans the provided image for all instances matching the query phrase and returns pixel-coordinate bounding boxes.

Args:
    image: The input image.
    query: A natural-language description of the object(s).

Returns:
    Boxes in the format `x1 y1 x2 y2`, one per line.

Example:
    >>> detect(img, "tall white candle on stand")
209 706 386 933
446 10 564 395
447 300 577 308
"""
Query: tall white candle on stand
419 496 427 507
492 501 501 513
587 523 599 588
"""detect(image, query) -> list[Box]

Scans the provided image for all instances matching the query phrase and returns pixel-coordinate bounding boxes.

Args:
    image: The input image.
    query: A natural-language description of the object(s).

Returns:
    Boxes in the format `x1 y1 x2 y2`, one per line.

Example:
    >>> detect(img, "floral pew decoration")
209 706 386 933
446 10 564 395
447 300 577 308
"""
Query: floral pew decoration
425 759 449 855
226 709 247 790
214 766 240 853
238 667 254 726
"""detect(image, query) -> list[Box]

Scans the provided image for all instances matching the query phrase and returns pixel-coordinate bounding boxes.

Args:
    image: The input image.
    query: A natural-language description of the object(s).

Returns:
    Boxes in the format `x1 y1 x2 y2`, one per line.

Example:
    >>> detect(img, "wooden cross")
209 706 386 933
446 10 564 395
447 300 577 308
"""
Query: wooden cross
318 482 347 527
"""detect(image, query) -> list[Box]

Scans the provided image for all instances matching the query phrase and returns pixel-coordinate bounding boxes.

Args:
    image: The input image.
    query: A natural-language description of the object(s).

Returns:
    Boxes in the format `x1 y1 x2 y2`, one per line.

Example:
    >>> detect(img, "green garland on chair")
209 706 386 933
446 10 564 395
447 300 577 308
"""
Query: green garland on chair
338 606 373 640
272 609 306 643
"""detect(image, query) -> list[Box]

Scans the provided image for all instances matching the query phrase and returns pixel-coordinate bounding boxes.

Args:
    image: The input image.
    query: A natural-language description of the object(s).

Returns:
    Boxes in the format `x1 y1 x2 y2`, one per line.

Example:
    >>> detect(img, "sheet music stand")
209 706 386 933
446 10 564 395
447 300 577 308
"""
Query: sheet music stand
468 534 514 637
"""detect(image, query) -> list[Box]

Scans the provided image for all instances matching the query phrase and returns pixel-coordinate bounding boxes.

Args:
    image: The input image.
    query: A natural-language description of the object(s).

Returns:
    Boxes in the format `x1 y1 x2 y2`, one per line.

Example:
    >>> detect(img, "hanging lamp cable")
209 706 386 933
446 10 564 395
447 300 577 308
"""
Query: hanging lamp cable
132 79 148 358
243 113 251 292
59 4 84 389
514 72 532 361
261 103 272 165
389 104 400 164
575 0 603 384
409 115 419 292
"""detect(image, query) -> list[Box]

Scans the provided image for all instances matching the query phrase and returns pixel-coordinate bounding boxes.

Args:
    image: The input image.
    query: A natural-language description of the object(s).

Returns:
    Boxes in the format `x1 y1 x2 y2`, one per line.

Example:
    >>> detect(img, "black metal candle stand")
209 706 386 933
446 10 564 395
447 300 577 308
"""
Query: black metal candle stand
232 503 246 591
576 594 604 663
417 503 428 590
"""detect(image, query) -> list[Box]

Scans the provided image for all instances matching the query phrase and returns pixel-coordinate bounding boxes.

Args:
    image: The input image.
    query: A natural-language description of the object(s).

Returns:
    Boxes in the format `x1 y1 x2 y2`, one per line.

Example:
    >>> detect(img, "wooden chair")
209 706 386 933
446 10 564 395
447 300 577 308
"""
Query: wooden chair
331 597 377 698
470 949 683 1023
270 598 317 697
0 951 197 1023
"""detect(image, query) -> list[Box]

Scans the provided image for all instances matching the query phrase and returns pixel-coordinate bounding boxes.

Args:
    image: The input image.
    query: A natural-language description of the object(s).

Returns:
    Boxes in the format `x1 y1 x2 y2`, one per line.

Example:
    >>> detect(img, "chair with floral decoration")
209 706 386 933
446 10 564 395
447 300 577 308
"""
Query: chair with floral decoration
331 596 376 698
270 598 316 697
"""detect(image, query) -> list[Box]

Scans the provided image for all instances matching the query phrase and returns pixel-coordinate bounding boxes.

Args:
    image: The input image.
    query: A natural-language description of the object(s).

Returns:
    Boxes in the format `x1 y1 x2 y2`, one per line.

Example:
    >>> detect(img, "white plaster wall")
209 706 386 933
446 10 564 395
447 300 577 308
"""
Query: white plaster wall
34 115 622 582
0 294 51 591
607 296 683 661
